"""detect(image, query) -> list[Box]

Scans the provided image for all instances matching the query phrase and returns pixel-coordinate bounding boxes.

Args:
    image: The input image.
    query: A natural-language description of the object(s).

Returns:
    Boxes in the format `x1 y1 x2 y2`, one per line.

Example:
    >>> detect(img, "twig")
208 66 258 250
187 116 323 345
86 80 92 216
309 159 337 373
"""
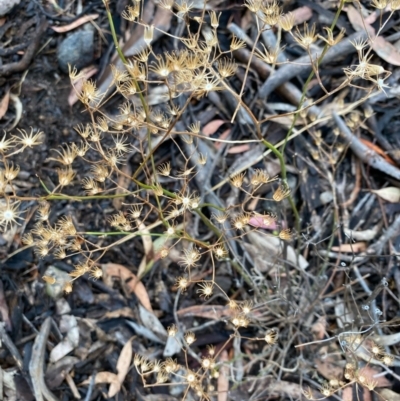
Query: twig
0 17 48 76
84 371 96 401
366 214 400 256
333 112 400 181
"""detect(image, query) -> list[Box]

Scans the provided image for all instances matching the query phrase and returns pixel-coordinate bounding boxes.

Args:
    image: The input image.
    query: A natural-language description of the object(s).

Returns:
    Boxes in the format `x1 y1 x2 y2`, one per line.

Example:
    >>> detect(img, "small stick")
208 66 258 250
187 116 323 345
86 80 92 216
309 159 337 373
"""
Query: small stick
333 112 400 181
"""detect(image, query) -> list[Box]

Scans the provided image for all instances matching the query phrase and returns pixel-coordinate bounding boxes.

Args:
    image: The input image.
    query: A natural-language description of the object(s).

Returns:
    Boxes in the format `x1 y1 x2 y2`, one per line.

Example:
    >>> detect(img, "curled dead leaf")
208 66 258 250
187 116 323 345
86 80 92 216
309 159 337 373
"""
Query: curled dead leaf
81 371 120 390
101 263 152 312
108 338 133 397
372 187 400 203
0 90 10 119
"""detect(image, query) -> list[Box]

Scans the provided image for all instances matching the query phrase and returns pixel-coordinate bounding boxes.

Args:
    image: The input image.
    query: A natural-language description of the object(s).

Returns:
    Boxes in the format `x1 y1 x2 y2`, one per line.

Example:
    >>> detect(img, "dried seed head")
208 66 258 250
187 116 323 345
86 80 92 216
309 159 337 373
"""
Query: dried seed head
213 245 227 260
167 324 178 337
198 153 207 165
144 25 154 46
294 23 317 49
184 331 196 345
245 0 262 13
197 281 214 298
157 162 171 177
279 12 295 31
176 276 189 291
63 281 73 294
279 228 292 241
273 184 291 201
230 172 245 188
241 301 253 315
230 35 246 51
264 329 278 345
381 353 394 366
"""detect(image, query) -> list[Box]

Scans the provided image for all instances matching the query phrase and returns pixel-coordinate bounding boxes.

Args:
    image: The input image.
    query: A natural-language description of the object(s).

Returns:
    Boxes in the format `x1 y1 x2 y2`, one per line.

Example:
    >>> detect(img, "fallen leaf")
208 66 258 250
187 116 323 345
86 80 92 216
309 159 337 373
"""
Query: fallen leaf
214 128 232 149
246 231 309 271
377 388 400 401
0 90 10 119
372 35 400 66
360 138 396 165
51 14 99 33
346 6 400 66
102 263 152 312
81 371 120 388
139 304 168 341
8 93 22 130
372 187 400 203
108 338 133 397
311 317 327 341
357 366 391 388
314 345 344 380
292 6 313 25
97 3 171 96
248 215 278 230
346 6 375 34
102 307 136 320
331 242 367 253
228 144 250 154
202 119 227 136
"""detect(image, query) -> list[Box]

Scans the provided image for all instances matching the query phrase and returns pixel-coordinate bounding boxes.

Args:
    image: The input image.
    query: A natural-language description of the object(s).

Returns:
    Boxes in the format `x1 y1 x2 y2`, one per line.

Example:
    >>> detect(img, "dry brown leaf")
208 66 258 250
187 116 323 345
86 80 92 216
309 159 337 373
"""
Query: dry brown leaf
377 388 400 401
228 144 250 154
102 307 136 320
8 93 22 130
98 3 171 95
314 345 344 380
108 338 133 397
101 263 152 312
358 366 391 388
343 385 372 401
372 187 400 203
81 371 120 388
346 6 400 66
0 90 10 119
214 128 232 149
218 350 229 401
51 14 99 33
372 36 400 66
292 6 313 25
202 119 227 136
331 242 367 253
311 317 327 341
346 6 375 34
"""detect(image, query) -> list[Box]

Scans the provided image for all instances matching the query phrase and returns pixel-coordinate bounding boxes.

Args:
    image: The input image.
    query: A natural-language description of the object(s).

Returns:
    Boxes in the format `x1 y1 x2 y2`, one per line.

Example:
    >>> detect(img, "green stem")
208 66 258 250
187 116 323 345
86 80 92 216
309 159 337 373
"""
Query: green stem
261 139 300 233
